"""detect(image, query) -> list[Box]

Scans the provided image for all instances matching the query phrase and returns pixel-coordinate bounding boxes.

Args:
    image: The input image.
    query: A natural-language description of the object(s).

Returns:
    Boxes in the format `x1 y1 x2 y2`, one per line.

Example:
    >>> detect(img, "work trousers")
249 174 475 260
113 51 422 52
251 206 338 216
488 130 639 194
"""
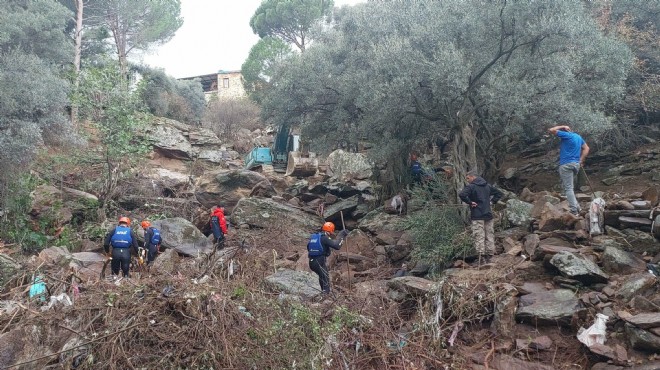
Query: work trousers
309 255 330 293
559 162 581 214
111 247 131 277
471 219 495 256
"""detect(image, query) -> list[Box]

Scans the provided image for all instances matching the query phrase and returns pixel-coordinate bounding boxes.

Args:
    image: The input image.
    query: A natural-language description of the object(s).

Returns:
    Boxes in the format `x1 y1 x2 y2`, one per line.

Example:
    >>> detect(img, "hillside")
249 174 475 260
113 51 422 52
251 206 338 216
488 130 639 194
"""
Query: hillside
1 119 660 370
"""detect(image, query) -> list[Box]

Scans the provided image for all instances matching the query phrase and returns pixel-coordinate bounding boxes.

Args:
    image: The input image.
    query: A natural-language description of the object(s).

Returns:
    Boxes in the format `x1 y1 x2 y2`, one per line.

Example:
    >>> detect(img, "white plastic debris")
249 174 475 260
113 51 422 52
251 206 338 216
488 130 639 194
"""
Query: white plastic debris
588 198 606 236
577 313 609 347
46 293 73 309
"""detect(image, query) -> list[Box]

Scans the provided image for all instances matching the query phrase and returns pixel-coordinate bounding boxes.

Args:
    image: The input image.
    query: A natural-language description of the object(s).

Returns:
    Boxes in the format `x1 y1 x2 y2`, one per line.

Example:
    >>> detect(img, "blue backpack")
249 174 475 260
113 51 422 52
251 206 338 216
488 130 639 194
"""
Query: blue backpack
150 227 162 245
110 225 132 248
307 233 325 257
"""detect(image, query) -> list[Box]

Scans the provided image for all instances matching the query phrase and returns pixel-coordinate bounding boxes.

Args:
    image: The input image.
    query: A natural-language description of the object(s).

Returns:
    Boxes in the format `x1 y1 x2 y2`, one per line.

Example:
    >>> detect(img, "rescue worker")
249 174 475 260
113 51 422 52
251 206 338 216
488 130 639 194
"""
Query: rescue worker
210 206 228 248
141 220 162 266
307 222 349 294
103 217 139 278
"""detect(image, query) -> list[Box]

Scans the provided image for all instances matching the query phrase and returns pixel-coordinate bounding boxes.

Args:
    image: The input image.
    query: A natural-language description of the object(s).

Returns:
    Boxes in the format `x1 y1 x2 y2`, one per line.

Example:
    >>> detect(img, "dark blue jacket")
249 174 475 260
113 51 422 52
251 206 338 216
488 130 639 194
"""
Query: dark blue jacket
459 177 503 220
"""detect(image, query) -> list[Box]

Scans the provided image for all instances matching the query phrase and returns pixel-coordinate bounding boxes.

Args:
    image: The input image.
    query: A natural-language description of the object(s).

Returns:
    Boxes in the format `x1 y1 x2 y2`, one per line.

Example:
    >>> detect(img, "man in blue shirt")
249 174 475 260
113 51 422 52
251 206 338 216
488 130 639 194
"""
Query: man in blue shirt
548 125 590 215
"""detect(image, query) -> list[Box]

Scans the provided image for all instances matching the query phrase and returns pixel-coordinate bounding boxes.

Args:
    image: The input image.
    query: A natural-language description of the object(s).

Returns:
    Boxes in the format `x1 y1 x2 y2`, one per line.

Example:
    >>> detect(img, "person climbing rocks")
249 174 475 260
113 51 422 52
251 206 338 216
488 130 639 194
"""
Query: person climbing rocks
410 154 426 185
459 171 503 264
548 125 590 215
103 216 139 278
210 205 228 248
141 220 162 266
307 221 349 294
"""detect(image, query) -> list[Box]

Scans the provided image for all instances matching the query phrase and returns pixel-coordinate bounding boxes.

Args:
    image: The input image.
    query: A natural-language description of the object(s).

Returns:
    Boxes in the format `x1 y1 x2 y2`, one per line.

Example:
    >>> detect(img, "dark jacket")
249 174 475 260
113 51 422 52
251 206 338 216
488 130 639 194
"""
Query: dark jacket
459 177 503 221
103 226 139 254
320 233 343 257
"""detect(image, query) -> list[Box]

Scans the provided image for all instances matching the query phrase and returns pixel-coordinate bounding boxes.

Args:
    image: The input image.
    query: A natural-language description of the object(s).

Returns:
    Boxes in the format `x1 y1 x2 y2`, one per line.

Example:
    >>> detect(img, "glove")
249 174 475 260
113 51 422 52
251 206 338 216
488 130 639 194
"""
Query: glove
339 229 349 239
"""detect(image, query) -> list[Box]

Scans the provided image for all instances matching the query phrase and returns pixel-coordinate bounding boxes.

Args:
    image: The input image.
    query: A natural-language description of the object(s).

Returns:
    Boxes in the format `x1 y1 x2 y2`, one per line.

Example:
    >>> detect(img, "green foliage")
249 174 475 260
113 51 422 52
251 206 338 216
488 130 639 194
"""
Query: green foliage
0 0 73 64
135 66 205 123
242 37 294 103
404 179 473 272
261 0 633 184
250 0 334 51
0 1 74 201
86 0 183 73
73 62 151 204
230 285 247 299
0 175 49 253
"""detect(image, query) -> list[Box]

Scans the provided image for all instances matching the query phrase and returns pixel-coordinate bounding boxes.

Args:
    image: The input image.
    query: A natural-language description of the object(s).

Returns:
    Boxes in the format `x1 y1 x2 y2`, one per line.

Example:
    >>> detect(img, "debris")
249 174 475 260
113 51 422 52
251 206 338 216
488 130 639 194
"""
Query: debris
577 313 609 347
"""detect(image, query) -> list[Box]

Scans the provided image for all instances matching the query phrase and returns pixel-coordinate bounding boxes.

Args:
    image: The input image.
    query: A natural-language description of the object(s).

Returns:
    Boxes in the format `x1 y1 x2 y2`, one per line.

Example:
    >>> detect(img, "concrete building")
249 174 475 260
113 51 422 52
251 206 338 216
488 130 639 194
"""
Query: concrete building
180 70 246 101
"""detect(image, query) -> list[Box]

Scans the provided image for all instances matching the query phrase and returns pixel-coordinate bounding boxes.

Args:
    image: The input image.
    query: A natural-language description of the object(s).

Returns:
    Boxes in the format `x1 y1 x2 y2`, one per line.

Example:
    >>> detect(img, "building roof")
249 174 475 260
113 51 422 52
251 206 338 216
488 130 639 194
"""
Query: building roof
179 73 217 93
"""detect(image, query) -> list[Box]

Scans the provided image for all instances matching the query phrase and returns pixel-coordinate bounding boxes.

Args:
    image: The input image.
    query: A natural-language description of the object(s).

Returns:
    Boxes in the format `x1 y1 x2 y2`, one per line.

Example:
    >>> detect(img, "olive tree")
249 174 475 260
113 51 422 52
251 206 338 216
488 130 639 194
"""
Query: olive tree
261 0 632 194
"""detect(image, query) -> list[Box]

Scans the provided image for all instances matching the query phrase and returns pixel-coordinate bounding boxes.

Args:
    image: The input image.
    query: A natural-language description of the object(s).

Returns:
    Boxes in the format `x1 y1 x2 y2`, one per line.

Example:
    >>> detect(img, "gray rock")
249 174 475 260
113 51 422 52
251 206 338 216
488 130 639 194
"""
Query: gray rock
623 312 660 329
152 217 213 256
323 195 359 221
195 169 270 210
631 200 652 210
358 209 402 234
387 276 434 299
505 199 533 227
549 251 609 284
516 289 585 327
326 149 374 181
149 122 194 160
530 195 561 218
602 246 646 274
230 197 322 240
625 323 660 353
264 269 321 298
616 273 657 301
384 244 411 262
523 234 540 257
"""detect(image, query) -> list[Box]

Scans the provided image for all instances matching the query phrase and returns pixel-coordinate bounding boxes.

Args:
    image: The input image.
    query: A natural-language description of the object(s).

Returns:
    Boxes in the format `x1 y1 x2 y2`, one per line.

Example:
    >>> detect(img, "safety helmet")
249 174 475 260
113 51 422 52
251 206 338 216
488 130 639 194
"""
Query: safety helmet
119 216 131 225
322 222 335 233
141 220 151 229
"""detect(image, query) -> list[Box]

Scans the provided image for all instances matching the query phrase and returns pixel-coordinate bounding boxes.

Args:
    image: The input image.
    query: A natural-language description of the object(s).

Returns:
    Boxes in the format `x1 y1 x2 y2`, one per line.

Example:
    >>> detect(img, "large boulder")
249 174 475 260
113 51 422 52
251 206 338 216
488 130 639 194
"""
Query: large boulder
625 324 660 353
195 169 270 210
230 197 322 240
549 251 609 284
148 122 194 160
323 195 359 221
326 149 374 181
387 276 435 299
616 273 657 301
516 289 585 327
358 209 402 234
264 269 321 298
152 217 213 256
69 252 106 281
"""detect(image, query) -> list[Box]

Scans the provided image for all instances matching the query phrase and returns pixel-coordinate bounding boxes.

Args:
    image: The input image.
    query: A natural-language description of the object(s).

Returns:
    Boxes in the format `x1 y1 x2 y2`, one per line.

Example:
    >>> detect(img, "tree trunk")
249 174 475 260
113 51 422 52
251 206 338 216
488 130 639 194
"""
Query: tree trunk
449 120 479 219
71 0 84 126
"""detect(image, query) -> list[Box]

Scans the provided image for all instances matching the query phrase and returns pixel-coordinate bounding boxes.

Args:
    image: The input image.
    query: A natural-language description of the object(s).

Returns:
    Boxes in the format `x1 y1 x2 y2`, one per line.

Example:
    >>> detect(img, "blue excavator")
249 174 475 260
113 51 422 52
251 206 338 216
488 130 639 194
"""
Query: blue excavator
244 124 318 177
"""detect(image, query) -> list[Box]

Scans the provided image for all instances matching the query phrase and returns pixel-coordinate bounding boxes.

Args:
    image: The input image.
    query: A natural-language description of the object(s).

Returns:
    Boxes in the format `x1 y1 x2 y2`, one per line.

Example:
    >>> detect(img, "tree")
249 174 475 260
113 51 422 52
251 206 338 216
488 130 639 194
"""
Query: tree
261 1 632 196
73 62 150 211
136 66 205 124
89 0 182 76
0 0 73 204
242 37 294 102
249 0 334 52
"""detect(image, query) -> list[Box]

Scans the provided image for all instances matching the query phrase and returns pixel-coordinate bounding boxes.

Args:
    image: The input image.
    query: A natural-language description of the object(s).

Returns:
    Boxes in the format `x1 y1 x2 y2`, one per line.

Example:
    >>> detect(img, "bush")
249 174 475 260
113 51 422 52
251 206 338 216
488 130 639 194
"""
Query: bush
203 98 262 140
403 177 473 273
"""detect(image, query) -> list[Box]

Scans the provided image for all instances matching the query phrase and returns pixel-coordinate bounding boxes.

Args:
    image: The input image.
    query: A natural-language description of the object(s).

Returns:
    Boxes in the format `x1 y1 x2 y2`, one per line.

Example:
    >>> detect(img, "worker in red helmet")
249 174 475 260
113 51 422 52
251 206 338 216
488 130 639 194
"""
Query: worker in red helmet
307 221 349 294
103 217 139 278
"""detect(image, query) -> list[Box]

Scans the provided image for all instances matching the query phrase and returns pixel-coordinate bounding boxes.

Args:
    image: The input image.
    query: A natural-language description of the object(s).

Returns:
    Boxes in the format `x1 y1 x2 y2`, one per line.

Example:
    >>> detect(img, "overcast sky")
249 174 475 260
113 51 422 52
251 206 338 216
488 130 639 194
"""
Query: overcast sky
139 0 366 79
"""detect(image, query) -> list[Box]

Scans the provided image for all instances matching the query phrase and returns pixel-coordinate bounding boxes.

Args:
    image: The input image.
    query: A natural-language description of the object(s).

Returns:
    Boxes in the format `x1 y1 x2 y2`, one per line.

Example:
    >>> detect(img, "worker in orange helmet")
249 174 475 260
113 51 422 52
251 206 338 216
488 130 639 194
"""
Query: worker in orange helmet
307 222 349 294
141 220 162 266
103 217 139 278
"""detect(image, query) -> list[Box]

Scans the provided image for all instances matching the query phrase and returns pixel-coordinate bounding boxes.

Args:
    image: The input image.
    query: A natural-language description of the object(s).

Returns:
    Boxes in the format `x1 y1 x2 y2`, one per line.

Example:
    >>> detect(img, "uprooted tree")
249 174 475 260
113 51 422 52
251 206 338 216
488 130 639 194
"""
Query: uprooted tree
260 0 633 195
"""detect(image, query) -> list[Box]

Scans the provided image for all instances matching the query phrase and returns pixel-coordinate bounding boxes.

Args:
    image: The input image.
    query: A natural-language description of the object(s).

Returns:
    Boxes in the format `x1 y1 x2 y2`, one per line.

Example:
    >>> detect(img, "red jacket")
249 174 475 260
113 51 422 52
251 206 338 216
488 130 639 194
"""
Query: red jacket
210 208 227 234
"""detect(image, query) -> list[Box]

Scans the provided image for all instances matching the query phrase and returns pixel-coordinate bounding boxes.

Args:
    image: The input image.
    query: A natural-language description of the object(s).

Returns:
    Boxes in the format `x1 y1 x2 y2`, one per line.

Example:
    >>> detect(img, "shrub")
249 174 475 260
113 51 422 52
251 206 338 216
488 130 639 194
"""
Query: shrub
403 177 473 273
203 98 262 140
